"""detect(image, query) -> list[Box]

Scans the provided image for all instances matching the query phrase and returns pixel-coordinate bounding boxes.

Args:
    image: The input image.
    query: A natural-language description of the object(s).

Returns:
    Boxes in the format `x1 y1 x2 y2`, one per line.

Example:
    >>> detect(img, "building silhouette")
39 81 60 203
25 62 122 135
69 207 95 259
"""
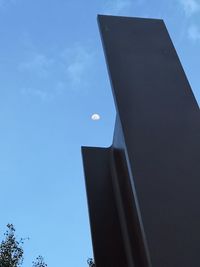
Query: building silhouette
82 15 200 267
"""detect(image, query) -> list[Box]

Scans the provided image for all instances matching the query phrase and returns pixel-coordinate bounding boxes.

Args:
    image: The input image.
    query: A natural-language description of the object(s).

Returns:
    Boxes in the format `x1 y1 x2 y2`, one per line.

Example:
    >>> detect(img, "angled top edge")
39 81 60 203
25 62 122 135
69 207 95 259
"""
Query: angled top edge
97 14 164 23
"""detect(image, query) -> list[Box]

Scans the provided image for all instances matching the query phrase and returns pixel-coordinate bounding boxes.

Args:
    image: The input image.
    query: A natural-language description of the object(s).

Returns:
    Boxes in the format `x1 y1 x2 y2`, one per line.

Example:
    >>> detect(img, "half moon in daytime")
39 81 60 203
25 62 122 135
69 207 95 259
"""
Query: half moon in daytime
91 113 101 121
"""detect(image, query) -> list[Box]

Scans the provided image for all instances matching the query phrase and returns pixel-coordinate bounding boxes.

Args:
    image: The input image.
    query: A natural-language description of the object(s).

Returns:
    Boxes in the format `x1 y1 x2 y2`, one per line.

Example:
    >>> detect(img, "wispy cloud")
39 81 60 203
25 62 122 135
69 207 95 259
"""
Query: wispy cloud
188 24 200 41
18 50 55 100
18 41 95 100
18 53 54 78
0 0 18 8
61 44 94 87
179 0 200 17
21 88 51 101
103 0 132 15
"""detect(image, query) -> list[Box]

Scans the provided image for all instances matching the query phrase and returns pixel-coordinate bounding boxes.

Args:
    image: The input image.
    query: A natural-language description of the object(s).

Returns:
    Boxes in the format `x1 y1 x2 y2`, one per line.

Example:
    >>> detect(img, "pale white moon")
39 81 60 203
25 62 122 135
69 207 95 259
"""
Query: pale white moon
91 113 100 120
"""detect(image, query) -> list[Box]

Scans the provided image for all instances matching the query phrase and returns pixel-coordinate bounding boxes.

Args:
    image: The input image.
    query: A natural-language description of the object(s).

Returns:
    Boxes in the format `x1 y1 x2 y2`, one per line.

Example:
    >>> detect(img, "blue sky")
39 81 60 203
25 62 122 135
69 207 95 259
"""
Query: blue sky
0 0 199 266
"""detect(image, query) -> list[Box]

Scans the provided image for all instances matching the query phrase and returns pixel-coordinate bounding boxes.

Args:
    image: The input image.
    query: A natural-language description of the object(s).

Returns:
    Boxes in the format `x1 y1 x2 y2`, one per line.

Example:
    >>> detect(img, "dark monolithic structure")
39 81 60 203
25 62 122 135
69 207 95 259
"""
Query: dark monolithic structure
82 15 200 267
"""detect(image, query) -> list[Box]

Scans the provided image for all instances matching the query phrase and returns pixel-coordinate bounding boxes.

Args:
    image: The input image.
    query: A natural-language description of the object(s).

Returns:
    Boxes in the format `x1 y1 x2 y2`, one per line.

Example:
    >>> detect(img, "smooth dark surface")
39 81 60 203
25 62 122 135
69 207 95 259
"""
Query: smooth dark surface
112 116 151 267
98 15 200 267
82 15 200 267
82 147 129 267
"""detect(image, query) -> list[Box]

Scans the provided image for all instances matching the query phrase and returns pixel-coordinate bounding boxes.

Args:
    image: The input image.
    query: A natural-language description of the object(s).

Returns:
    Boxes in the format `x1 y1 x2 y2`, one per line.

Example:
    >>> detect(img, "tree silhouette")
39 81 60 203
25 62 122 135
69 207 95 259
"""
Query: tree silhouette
87 258 95 267
0 224 47 267
32 256 47 267
0 224 24 267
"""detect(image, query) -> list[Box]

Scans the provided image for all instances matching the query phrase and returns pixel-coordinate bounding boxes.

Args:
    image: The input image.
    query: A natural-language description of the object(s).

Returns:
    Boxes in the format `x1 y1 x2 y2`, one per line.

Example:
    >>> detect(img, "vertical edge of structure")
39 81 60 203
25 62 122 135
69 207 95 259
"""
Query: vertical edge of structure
81 146 129 267
97 15 153 267
111 116 152 267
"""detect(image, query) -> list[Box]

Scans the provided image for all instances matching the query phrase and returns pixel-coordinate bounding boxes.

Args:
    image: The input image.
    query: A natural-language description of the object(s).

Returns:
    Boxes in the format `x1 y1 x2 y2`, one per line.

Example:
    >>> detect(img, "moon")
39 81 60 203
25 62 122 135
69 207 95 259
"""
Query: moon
91 113 100 121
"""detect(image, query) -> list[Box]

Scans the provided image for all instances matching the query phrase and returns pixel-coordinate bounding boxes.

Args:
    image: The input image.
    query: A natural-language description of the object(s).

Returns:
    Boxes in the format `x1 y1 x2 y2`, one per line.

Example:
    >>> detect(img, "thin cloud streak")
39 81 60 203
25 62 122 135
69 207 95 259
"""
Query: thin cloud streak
21 88 52 101
18 53 54 78
18 42 95 100
61 44 94 88
179 0 200 17
0 0 18 8
103 0 132 15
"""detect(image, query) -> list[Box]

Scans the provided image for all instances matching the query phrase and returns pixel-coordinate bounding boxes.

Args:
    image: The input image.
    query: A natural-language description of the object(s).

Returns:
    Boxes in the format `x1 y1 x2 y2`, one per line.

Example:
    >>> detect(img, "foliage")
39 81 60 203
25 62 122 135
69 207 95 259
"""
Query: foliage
32 256 47 267
0 224 47 267
0 224 24 267
87 258 95 267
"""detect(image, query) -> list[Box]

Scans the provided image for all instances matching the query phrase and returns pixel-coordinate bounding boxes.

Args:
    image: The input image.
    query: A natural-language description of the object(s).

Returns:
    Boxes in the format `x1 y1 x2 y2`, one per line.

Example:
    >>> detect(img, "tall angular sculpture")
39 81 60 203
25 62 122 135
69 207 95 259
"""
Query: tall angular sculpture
82 15 200 267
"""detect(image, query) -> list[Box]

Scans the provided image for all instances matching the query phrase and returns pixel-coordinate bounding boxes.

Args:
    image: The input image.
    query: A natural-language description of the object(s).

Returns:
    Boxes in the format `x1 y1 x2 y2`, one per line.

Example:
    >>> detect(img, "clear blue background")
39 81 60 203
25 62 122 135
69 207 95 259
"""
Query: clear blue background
0 0 199 266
